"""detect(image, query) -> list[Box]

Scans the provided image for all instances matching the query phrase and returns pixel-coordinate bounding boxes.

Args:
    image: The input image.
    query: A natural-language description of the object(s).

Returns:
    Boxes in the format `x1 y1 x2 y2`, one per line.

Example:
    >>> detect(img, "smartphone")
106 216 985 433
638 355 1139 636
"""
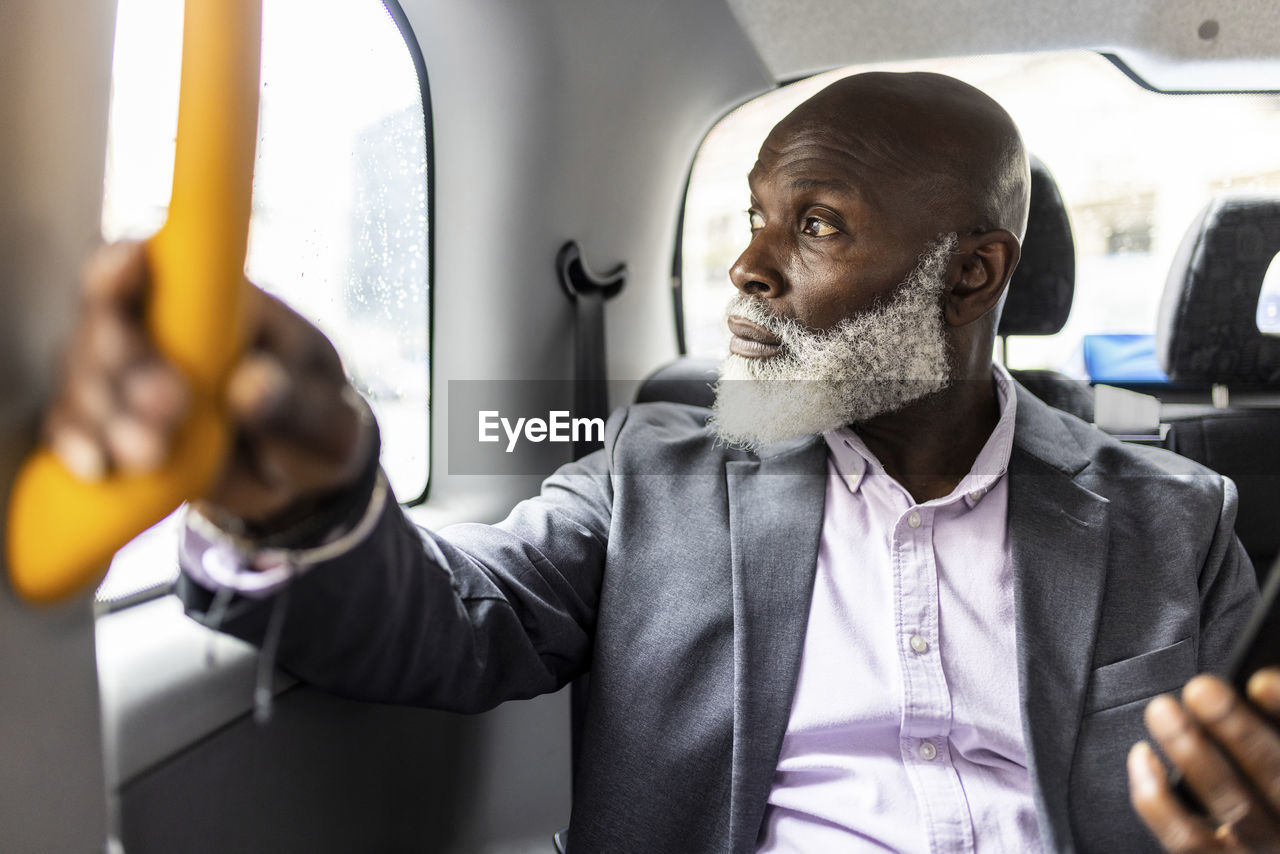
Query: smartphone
1223 558 1280 693
1167 555 1280 811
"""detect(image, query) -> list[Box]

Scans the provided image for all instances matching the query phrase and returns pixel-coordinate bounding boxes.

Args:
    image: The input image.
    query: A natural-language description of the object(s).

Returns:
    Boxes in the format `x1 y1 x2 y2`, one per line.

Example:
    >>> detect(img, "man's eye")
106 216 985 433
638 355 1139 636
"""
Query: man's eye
746 210 765 232
802 216 837 237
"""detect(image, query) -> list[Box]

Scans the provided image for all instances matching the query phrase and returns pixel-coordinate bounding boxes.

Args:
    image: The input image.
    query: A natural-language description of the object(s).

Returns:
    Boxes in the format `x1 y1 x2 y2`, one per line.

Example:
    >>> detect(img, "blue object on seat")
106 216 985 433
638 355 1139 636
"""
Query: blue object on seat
1082 333 1169 383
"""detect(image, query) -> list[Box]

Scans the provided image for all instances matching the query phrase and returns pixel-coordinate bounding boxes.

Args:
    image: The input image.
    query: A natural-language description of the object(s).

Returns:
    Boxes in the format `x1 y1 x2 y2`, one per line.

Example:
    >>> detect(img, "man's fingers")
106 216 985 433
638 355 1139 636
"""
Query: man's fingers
82 240 148 307
48 394 177 479
56 340 189 475
228 354 361 462
1185 674 1280 815
44 240 194 484
139 286 369 526
66 366 114 426
45 410 108 482
102 414 169 474
1129 740 1221 852
225 352 291 423
52 328 188 481
225 354 368 492
247 402 369 496
121 359 190 426
204 435 301 523
87 306 148 371
1248 670 1280 720
206 387 373 525
247 289 345 378
1146 692 1274 840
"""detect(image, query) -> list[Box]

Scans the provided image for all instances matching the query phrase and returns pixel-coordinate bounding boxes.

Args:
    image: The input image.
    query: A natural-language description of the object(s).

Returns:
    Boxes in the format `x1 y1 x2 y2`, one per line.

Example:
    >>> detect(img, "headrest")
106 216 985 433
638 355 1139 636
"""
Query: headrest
997 155 1076 337
1157 196 1280 385
635 357 719 408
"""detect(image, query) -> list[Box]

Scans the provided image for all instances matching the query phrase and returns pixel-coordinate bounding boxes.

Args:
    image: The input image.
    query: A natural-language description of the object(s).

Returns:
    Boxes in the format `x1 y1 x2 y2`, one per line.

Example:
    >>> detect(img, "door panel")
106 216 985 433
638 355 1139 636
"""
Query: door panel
0 2 117 851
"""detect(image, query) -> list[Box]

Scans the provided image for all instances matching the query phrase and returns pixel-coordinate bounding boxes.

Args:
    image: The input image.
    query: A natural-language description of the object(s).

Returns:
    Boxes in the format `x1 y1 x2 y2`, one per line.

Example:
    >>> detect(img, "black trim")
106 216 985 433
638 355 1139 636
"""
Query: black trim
382 0 435 507
672 175 689 355
671 93 780 355
1101 52 1280 96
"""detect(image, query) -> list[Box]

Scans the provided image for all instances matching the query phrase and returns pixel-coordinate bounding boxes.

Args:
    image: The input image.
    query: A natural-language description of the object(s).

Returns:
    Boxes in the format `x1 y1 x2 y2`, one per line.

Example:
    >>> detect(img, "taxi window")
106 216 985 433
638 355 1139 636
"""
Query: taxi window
681 51 1280 370
97 0 430 607
1260 252 1280 335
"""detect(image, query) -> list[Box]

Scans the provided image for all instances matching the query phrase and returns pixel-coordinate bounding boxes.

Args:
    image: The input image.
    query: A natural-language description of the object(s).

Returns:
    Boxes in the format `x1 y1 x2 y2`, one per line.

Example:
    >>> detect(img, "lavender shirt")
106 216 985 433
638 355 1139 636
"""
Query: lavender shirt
756 365 1042 854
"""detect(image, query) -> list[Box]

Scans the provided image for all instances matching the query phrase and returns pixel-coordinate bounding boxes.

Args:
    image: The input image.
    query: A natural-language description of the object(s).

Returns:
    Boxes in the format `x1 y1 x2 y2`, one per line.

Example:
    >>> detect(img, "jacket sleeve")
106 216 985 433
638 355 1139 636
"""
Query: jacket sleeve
178 420 620 714
1195 475 1260 674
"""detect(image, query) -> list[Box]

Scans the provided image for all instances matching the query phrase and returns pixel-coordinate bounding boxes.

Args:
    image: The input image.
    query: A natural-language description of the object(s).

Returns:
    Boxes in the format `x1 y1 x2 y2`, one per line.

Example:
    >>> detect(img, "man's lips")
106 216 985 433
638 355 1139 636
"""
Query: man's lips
728 316 783 358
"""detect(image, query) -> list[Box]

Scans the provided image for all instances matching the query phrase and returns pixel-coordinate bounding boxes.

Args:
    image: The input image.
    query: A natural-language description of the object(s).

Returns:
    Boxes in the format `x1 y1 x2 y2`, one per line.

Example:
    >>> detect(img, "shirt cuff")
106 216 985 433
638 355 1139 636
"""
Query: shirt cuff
180 470 390 599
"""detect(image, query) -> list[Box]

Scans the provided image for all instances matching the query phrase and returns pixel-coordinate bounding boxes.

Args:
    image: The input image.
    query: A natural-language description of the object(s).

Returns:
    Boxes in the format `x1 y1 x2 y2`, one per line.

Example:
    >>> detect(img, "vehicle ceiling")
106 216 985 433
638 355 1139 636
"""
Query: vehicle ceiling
727 0 1280 89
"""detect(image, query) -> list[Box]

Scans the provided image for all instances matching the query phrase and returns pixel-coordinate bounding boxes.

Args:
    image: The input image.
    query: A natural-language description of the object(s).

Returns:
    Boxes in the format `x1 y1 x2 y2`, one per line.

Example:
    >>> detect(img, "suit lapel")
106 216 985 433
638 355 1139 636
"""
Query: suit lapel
1008 386 1111 854
726 439 828 854
720 386 1110 853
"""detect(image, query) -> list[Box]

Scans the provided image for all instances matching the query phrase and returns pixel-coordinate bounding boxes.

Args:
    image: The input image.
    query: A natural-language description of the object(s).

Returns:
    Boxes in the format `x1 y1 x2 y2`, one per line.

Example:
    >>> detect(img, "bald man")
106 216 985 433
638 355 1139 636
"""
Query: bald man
50 72 1280 853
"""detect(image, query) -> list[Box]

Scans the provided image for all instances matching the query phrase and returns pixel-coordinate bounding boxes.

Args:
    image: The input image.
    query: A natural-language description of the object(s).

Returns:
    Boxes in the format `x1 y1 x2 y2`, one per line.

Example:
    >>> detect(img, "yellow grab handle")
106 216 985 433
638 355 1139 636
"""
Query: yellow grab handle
6 0 262 604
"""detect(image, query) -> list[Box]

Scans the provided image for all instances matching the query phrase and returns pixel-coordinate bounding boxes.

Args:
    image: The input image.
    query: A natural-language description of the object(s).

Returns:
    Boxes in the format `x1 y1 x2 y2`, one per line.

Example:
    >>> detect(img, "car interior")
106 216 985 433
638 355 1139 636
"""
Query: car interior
2 0 1279 851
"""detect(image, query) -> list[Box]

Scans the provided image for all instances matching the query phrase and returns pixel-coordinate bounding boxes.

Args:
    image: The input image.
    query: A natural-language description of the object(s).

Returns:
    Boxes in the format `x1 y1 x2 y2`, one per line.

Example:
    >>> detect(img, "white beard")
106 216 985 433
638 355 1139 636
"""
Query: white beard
710 233 957 450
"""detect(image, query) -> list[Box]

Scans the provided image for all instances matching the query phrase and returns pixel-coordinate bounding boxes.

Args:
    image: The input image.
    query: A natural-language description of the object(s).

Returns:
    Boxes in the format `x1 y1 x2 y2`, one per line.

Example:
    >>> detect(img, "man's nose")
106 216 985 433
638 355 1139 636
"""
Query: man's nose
729 236 784 298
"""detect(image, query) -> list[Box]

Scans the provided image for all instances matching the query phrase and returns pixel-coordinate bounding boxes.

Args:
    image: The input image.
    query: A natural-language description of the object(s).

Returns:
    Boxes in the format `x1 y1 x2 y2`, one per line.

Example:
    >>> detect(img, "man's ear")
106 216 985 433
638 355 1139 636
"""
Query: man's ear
944 229 1020 327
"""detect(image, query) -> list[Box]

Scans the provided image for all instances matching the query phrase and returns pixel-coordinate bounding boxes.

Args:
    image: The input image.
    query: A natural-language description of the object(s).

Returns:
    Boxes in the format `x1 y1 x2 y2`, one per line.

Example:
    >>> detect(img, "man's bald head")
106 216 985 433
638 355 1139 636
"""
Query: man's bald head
771 71 1030 241
730 70 1031 423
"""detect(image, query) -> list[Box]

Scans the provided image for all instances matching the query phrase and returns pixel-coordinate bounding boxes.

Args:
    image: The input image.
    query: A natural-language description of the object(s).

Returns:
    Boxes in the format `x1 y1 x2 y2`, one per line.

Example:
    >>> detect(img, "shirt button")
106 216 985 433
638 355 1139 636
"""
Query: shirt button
909 634 929 654
920 742 937 761
968 490 984 503
907 511 922 529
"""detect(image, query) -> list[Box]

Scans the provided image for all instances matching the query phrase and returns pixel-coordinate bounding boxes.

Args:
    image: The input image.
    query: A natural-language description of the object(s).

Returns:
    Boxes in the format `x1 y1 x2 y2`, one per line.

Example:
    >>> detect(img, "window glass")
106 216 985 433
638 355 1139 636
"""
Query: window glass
96 0 429 606
682 52 1280 372
1260 252 1280 335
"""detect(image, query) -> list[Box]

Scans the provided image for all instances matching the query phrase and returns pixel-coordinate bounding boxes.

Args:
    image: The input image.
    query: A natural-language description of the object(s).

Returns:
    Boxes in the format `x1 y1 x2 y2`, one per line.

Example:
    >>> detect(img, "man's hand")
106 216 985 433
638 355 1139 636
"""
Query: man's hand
45 240 374 533
1130 669 1280 852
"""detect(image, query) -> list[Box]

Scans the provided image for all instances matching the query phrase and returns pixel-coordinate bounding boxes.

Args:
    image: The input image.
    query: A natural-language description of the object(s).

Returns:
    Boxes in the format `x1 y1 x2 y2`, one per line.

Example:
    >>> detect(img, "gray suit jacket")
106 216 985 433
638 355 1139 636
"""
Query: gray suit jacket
186 384 1258 853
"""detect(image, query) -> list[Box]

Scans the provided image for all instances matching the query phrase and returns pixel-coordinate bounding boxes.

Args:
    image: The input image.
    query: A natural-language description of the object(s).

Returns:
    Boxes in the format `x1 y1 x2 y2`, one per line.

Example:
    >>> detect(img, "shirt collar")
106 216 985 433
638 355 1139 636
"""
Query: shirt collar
822 363 1018 505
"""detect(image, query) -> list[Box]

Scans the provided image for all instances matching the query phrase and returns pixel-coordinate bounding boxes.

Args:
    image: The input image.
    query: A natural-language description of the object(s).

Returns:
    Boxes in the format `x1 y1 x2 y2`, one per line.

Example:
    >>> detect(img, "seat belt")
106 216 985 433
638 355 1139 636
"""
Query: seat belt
556 240 626 458
555 240 626 788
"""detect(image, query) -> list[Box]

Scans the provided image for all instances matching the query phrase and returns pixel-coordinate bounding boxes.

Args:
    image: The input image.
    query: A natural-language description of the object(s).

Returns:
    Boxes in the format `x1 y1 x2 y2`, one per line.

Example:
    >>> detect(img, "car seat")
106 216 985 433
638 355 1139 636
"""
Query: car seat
1156 195 1280 578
